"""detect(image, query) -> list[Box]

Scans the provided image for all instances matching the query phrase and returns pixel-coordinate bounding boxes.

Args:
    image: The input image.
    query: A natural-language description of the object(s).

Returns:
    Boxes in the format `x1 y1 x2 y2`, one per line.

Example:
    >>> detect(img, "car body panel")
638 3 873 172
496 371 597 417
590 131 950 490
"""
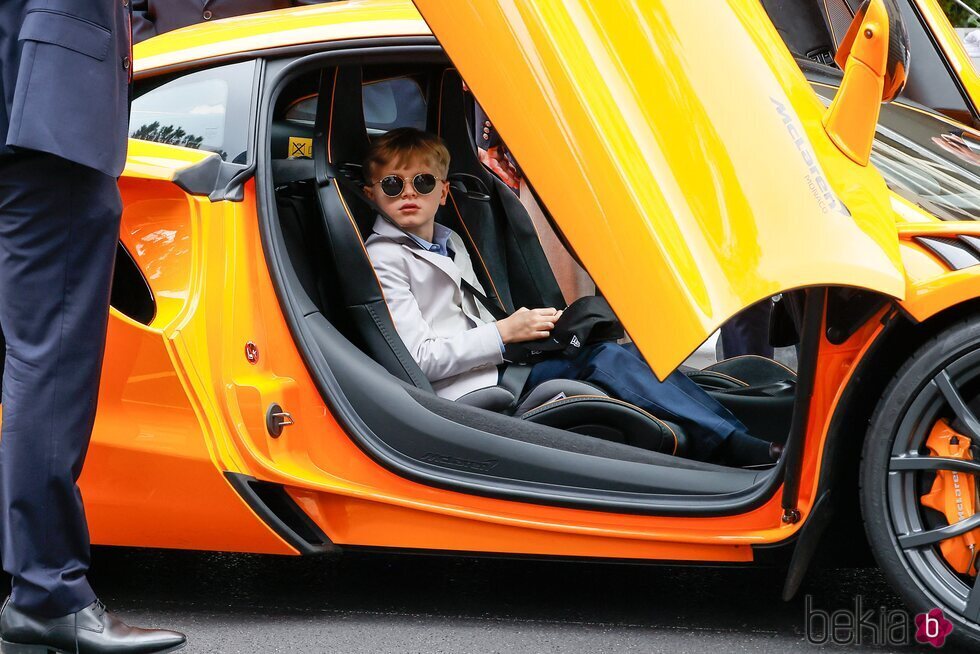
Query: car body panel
106 179 787 560
133 0 430 74
79 172 897 559
898 221 980 320
413 0 905 377
121 140 219 327
798 305 892 524
80 313 294 555
210 185 885 559
77 155 296 555
124 139 218 182
911 0 980 116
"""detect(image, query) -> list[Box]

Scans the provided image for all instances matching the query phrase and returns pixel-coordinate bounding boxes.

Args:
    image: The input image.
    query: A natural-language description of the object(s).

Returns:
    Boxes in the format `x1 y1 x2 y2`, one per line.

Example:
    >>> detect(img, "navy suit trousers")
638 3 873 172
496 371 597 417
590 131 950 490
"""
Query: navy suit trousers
526 342 748 462
0 151 121 617
719 301 774 359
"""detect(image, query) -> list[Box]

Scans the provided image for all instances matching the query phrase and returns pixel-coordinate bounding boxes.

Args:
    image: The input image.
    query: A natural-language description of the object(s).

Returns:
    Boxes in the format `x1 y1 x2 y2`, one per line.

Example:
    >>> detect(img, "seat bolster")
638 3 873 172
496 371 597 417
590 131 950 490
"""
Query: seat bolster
455 386 516 412
514 379 607 415
520 395 683 456
703 355 797 386
348 302 433 391
684 369 749 391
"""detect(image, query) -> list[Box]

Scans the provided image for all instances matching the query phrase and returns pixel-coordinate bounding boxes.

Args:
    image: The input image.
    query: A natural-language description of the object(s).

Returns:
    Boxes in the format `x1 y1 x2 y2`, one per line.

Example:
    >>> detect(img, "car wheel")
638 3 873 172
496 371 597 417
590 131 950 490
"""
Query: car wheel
862 318 980 649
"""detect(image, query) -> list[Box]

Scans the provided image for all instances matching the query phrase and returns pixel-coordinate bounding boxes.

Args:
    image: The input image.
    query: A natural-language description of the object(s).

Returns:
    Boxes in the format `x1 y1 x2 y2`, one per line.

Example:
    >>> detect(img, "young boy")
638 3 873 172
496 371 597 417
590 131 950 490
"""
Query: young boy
364 127 778 467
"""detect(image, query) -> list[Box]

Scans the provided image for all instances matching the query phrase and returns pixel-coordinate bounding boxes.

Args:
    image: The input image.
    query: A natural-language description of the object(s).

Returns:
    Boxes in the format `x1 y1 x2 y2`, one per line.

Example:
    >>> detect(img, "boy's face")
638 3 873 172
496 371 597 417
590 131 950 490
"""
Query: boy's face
365 155 449 239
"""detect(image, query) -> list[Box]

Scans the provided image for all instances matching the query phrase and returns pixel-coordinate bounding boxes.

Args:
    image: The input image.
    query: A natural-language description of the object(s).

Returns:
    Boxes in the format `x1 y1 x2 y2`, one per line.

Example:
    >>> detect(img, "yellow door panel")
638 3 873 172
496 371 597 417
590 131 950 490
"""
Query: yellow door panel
413 0 904 376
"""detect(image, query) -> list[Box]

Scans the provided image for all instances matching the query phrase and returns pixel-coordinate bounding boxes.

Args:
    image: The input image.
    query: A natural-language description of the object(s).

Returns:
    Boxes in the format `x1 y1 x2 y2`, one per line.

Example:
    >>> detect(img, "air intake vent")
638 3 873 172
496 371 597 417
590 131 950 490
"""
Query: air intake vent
915 236 980 271
110 242 155 325
225 473 338 556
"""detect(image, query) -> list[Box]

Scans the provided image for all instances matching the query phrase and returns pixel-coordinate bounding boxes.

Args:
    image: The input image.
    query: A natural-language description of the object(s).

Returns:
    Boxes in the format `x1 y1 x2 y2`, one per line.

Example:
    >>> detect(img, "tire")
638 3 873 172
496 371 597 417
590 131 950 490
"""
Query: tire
862 317 980 650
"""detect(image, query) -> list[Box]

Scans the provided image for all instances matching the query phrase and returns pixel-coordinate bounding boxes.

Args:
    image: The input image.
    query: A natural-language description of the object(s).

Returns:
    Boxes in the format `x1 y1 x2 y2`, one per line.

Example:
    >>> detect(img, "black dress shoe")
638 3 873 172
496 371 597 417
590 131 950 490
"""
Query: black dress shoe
0 598 185 654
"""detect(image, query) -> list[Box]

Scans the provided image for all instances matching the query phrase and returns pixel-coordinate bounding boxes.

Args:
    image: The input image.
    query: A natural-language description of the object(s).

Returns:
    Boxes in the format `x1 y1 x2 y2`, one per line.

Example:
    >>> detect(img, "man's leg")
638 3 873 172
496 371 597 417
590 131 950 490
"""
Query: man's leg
719 300 774 359
0 151 121 617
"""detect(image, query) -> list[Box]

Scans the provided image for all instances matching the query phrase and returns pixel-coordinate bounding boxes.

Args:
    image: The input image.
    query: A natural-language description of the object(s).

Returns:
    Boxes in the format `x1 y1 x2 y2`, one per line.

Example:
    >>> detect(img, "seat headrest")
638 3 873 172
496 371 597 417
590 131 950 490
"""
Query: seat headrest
437 69 491 182
327 66 371 172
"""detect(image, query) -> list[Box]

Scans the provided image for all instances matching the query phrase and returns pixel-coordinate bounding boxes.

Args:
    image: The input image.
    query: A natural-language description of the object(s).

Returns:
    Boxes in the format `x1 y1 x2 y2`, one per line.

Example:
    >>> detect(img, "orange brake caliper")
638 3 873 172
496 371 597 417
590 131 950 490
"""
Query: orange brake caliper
921 419 980 576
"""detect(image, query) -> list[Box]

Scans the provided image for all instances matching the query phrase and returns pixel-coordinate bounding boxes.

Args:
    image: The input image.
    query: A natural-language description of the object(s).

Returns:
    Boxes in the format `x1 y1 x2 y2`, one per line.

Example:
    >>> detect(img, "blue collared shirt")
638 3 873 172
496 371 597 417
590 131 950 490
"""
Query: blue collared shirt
408 223 505 355
405 223 455 258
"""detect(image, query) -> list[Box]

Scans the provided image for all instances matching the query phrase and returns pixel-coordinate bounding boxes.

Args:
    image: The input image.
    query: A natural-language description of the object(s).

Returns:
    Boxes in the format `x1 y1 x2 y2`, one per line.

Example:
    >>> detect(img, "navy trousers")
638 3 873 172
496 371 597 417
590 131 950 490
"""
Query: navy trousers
719 300 774 359
0 151 121 618
526 342 749 462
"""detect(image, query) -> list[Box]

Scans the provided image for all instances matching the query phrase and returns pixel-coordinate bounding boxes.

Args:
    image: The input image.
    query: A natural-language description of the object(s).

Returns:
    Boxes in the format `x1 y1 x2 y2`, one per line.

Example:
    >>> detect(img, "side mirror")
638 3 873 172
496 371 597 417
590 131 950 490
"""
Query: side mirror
823 0 912 165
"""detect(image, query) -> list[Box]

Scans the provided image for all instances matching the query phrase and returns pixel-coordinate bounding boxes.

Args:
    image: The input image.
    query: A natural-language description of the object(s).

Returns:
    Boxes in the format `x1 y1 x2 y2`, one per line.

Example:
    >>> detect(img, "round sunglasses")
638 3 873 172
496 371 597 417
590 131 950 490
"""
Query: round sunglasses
373 173 444 198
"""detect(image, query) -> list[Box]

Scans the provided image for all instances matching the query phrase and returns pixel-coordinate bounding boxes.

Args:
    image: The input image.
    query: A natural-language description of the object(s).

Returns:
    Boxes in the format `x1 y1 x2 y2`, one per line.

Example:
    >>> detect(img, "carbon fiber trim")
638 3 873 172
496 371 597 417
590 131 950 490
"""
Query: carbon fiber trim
822 0 855 47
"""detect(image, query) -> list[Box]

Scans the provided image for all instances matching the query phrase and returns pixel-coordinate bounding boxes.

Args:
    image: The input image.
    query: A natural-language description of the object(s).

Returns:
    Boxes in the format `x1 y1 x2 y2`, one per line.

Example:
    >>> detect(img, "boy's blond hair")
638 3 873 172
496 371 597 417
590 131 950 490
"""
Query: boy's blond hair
364 127 451 183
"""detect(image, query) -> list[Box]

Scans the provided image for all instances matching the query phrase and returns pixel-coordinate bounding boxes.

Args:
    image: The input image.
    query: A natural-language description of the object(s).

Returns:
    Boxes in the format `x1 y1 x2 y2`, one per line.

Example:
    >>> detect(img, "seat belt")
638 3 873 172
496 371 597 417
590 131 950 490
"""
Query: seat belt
498 363 533 405
460 277 534 398
331 173 533 399
461 278 507 320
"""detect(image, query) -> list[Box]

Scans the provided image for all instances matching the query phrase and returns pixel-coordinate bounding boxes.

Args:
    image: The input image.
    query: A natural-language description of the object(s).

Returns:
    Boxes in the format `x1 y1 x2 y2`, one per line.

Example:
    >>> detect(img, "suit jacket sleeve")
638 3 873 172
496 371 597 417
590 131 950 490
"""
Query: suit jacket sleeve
131 0 156 43
369 245 504 383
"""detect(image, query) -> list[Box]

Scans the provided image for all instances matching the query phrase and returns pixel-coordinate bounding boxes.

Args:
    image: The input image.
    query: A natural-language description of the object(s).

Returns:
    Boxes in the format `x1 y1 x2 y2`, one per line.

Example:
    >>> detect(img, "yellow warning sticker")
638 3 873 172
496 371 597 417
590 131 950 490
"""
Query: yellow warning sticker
288 137 313 159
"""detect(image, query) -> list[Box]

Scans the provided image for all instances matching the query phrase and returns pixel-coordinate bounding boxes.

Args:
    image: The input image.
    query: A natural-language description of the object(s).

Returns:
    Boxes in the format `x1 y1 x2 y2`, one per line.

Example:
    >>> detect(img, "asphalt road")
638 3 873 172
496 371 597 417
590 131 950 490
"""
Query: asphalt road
47 546 925 654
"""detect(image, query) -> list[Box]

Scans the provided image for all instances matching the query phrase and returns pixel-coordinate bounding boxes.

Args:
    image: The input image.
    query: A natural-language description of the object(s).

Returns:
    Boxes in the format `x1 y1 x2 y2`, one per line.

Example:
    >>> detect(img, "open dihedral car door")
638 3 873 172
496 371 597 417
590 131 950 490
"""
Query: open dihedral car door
412 0 906 378
903 0 980 126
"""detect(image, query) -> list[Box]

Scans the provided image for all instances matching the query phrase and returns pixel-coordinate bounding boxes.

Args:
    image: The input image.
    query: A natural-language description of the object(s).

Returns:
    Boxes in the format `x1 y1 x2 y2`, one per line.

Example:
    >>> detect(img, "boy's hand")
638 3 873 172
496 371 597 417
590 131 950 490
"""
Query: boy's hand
496 307 562 344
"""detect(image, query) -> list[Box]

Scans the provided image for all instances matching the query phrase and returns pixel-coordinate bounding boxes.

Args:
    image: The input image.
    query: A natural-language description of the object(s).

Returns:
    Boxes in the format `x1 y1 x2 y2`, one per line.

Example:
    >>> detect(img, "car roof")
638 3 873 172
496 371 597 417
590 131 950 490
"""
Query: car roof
133 0 431 75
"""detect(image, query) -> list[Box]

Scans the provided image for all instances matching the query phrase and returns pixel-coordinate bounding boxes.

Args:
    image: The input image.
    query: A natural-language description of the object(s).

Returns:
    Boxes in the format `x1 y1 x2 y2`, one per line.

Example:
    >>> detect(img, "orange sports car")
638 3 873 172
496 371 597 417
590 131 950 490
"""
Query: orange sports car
42 0 980 648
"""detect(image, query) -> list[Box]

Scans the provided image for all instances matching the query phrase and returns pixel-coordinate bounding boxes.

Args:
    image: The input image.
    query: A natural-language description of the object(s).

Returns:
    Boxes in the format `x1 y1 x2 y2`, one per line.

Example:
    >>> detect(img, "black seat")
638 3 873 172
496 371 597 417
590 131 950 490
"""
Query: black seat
436 69 566 314
304 65 686 457
309 66 433 390
691 355 798 445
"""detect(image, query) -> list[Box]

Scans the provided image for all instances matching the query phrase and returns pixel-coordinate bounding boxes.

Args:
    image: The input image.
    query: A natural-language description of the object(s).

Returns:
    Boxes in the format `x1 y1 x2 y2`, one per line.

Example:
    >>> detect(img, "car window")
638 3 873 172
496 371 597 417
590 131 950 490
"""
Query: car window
130 60 256 164
871 122 980 221
284 76 426 133
812 83 980 221
363 77 426 132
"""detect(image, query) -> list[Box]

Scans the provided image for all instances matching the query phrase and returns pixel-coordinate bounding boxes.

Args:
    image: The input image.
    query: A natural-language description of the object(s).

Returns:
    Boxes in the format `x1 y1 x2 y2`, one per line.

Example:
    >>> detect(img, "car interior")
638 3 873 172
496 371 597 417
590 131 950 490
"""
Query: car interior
261 57 806 511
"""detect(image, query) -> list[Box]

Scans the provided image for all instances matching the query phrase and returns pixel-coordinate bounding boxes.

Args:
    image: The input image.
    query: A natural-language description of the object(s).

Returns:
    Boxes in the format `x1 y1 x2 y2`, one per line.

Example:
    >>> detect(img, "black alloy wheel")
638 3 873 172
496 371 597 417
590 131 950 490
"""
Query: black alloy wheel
863 318 980 649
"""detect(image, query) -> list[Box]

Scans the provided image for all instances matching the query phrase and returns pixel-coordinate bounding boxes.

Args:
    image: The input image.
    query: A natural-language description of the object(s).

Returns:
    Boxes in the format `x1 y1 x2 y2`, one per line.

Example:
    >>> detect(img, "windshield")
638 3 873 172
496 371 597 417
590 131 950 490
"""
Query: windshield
813 83 980 220
872 123 980 221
